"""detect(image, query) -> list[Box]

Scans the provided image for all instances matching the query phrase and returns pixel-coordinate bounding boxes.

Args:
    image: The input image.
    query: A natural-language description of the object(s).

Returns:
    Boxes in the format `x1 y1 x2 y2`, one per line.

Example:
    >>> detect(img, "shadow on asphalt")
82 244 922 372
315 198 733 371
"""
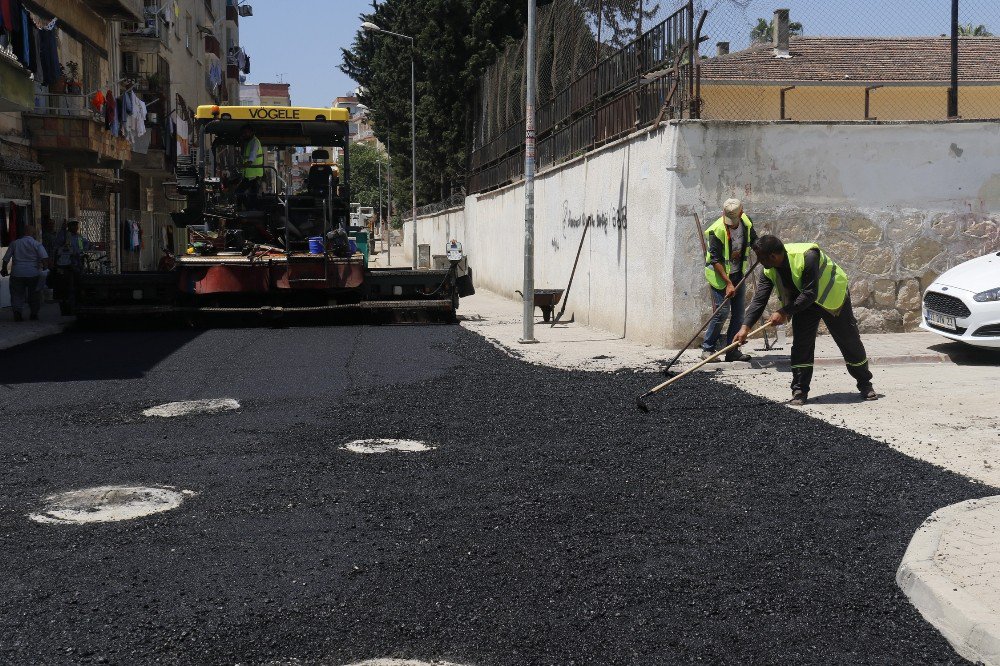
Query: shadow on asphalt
928 340 1000 365
0 328 204 384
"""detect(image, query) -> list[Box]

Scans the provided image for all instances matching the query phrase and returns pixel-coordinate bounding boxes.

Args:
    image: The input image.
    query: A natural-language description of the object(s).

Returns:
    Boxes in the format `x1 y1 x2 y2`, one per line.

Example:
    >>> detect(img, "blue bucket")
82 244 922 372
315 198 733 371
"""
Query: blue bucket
348 238 358 255
308 236 324 254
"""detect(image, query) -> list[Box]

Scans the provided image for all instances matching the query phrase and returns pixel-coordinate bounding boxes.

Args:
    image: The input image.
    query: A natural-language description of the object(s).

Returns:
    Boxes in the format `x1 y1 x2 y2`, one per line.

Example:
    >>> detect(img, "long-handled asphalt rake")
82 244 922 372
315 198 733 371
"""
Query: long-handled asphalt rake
636 321 773 412
660 260 759 377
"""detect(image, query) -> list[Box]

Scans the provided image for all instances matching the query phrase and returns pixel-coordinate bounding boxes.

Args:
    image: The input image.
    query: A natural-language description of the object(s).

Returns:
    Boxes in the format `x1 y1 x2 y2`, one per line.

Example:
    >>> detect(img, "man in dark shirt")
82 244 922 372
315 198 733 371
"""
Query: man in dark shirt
734 235 877 405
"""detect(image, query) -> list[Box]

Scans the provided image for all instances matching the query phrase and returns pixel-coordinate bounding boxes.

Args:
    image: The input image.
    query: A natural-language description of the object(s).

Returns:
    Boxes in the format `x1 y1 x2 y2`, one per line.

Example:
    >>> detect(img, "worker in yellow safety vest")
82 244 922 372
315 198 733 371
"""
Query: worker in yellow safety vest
236 124 264 208
701 198 757 362
733 234 878 405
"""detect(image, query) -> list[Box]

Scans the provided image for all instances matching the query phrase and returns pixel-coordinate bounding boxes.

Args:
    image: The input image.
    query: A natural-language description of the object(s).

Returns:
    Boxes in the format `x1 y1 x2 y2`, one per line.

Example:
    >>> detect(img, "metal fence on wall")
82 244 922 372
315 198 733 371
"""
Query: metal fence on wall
465 0 1000 196
469 0 700 194
697 0 1000 122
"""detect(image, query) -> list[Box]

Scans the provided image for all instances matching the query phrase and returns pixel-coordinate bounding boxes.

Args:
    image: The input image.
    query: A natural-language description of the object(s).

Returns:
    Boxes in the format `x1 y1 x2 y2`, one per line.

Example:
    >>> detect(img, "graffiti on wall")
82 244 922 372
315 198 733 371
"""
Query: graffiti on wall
560 200 628 233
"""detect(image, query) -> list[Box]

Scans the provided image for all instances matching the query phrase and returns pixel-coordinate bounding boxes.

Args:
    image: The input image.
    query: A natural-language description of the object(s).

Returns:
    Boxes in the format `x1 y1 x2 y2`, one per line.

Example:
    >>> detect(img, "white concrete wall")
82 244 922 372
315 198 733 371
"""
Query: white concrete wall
405 206 466 264
408 120 1000 346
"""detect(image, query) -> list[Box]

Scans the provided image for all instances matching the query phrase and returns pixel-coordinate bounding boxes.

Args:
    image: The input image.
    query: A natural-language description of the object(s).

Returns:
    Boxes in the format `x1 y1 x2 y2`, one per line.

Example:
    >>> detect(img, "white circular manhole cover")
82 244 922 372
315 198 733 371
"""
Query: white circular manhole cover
143 398 240 418
340 439 435 454
29 486 195 524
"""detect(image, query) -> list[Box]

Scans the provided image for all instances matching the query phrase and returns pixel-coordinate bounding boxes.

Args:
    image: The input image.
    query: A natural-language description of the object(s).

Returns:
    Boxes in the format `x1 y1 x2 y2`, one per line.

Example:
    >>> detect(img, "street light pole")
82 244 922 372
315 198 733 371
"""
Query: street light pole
410 52 418 269
361 21 418 269
520 0 538 344
377 156 383 253
386 135 392 264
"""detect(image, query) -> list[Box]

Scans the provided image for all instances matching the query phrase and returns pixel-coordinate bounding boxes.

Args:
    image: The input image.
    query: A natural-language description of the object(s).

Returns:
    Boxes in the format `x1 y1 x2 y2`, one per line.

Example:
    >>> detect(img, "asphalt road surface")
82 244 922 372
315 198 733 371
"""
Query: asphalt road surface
0 324 985 665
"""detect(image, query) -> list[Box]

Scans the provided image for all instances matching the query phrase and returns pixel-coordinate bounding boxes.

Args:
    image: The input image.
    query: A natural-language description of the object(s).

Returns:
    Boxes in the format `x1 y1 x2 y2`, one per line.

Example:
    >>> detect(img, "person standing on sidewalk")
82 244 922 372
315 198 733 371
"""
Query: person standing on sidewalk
701 198 757 361
1 223 50 321
733 235 877 405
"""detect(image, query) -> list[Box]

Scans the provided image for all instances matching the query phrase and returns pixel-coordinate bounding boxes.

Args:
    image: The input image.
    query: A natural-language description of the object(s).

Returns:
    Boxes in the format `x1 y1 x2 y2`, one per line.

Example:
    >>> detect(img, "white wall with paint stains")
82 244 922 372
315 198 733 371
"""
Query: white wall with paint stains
408 120 1000 346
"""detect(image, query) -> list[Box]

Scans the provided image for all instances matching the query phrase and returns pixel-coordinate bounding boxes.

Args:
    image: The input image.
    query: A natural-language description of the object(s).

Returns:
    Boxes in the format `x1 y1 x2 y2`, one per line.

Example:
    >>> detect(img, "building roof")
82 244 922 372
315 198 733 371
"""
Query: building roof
0 155 46 175
700 36 1000 84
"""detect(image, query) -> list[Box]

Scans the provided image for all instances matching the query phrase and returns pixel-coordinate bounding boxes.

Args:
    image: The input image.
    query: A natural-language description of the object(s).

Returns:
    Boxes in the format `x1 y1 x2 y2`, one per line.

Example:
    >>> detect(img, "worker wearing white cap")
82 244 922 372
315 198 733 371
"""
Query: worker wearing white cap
700 198 757 361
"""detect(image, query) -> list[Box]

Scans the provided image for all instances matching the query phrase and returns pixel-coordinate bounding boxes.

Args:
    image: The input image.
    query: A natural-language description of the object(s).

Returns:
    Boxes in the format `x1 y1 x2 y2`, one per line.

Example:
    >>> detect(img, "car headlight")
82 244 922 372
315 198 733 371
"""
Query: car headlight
974 287 1000 302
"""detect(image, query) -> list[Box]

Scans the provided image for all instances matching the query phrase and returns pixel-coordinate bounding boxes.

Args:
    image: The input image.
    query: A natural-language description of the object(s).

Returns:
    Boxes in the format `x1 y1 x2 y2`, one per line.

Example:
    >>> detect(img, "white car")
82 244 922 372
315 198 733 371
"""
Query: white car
921 250 1000 349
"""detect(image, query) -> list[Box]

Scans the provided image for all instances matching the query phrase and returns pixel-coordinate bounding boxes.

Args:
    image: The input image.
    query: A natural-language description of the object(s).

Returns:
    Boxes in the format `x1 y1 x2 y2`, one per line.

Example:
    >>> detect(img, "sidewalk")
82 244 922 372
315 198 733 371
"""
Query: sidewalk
455 287 984 372
0 303 73 352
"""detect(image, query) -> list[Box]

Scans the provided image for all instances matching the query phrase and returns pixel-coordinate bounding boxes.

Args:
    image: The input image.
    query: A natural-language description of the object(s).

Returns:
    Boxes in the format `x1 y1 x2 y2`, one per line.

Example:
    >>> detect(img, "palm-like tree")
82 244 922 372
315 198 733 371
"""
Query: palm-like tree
958 23 993 37
750 17 803 44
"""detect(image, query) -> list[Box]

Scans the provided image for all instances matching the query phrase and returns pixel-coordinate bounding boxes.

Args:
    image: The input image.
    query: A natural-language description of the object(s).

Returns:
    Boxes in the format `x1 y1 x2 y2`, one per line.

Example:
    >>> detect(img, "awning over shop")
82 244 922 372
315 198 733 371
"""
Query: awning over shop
0 155 46 176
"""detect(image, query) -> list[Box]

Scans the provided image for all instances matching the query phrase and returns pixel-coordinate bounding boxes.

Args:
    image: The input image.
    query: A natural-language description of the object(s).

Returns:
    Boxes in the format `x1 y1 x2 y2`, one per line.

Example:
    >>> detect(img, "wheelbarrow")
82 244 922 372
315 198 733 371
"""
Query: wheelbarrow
516 289 566 323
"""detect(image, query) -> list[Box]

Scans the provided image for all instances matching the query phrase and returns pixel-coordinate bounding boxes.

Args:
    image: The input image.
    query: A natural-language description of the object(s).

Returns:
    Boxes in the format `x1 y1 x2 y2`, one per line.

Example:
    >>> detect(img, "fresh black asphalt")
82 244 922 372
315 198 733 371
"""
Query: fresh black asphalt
0 324 985 665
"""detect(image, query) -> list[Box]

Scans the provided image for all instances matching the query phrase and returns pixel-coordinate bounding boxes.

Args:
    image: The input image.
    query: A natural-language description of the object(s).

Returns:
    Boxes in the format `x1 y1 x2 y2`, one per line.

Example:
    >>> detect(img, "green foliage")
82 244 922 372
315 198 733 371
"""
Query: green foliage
750 17 803 44
958 23 993 37
341 0 523 212
340 142 388 214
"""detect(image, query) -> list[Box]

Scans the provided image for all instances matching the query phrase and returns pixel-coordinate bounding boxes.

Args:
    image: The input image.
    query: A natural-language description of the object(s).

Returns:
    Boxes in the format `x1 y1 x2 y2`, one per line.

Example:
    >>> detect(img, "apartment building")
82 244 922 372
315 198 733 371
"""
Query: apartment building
0 0 252 277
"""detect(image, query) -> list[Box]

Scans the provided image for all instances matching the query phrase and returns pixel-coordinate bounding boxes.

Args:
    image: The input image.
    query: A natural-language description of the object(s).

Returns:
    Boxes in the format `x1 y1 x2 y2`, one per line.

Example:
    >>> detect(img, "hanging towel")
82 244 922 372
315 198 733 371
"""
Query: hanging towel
11 1 27 68
1 0 13 32
39 24 60 87
104 89 116 130
29 20 41 80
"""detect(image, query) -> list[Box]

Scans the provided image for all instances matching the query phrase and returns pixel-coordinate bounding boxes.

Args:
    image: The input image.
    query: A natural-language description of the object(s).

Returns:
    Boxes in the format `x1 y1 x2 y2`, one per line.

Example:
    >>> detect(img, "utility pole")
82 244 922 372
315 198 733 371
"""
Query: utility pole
386 135 391 264
948 0 959 118
361 21 418 269
377 157 383 255
520 0 538 344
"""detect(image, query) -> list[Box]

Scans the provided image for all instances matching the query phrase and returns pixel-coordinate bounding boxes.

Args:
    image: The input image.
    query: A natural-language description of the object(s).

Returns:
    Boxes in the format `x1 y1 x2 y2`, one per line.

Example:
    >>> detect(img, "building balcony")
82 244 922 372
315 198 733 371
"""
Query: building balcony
0 51 34 111
205 35 222 59
25 99 132 168
226 3 238 24
84 0 143 21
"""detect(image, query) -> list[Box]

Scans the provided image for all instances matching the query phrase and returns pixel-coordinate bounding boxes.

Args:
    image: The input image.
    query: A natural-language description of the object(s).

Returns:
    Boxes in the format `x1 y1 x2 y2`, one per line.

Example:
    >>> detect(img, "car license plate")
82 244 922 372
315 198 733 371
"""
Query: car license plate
927 310 957 330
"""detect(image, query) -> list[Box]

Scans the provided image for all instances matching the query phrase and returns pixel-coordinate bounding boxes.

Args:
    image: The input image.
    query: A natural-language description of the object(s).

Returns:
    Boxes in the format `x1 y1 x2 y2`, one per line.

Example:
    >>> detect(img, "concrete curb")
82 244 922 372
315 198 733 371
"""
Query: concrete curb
0 322 69 352
897 496 1000 666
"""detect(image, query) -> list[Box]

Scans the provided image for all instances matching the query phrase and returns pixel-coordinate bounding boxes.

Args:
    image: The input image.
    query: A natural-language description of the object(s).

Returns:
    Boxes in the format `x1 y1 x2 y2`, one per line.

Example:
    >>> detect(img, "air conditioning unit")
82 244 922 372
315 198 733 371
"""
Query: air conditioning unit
237 4 252 17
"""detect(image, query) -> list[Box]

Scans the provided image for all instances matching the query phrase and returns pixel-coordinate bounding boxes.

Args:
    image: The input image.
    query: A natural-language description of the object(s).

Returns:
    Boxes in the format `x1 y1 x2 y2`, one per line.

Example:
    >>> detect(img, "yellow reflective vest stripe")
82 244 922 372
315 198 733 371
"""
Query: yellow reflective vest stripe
242 136 263 179
763 242 849 314
703 213 753 290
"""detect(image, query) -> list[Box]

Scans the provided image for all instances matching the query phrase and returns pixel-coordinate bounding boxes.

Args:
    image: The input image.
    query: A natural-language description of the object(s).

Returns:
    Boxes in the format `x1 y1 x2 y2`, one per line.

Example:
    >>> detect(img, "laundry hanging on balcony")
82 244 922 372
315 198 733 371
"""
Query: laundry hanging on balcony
208 61 223 90
2 4 56 83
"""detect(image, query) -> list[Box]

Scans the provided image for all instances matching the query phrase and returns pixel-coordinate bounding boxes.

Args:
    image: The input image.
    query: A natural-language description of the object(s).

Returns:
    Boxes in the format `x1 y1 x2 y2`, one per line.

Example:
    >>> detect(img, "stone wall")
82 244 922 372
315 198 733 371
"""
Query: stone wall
677 121 1000 334
408 120 1000 346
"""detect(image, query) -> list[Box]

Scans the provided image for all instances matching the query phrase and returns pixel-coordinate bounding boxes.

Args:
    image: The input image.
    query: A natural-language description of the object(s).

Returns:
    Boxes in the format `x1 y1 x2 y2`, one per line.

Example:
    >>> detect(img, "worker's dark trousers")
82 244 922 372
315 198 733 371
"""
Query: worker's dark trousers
789 292 873 396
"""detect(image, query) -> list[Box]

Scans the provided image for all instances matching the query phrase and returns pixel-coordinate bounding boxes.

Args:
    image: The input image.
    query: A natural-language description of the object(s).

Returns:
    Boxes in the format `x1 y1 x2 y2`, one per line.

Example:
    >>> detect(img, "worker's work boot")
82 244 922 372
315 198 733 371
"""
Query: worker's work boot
724 350 752 362
789 392 808 406
700 349 721 362
859 385 879 401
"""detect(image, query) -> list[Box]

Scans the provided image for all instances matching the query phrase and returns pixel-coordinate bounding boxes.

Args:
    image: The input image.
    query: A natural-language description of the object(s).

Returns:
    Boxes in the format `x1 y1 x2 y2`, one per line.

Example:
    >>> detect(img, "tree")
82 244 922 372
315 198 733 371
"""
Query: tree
340 0 524 212
750 17 803 44
579 0 660 49
340 142 388 215
958 23 993 36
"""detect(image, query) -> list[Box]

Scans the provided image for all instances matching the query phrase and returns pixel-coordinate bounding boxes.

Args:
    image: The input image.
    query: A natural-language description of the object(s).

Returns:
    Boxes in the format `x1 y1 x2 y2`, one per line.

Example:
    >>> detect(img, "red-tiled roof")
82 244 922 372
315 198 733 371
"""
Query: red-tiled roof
701 36 1000 83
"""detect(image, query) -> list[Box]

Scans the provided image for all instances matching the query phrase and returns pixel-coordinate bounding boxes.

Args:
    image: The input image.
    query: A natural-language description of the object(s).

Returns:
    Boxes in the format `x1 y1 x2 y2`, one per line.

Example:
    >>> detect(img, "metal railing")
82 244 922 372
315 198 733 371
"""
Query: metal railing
468 1 700 195
32 92 103 119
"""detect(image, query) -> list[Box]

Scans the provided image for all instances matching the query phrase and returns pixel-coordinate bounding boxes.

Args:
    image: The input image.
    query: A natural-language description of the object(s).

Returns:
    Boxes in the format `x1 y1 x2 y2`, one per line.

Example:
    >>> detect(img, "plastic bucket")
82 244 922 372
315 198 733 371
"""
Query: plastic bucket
308 236 324 254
